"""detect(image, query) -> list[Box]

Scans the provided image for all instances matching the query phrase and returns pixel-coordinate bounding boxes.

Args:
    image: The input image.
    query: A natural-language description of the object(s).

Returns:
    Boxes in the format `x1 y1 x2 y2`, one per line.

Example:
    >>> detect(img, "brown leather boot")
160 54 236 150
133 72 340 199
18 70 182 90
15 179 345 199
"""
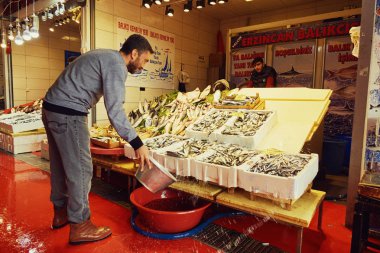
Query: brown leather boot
69 220 112 245
52 205 68 229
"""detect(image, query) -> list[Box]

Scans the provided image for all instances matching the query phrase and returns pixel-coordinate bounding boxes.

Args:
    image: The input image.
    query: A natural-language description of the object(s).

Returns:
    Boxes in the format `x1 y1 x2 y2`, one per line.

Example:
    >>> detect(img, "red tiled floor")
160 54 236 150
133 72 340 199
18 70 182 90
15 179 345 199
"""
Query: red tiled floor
0 152 214 253
0 151 372 253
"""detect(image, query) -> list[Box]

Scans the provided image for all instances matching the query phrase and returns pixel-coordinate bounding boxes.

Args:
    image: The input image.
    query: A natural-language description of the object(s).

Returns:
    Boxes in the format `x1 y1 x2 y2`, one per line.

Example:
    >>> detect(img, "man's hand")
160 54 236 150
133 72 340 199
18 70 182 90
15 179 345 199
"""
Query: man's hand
135 145 152 171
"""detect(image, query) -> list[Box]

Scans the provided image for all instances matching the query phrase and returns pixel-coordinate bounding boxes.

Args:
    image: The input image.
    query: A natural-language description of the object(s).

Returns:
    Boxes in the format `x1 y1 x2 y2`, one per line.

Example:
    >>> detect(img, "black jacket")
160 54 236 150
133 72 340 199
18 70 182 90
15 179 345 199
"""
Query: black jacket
250 65 277 87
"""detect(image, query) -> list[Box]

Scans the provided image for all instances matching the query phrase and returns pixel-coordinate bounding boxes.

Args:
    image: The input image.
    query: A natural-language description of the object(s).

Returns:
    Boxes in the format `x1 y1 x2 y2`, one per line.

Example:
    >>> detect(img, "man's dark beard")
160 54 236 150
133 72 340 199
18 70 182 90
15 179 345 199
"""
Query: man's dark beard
127 60 139 74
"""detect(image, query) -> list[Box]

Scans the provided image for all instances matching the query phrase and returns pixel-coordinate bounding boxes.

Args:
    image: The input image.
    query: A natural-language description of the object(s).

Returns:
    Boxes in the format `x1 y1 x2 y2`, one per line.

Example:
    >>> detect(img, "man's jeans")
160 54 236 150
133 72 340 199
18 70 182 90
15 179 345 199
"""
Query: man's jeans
42 108 92 223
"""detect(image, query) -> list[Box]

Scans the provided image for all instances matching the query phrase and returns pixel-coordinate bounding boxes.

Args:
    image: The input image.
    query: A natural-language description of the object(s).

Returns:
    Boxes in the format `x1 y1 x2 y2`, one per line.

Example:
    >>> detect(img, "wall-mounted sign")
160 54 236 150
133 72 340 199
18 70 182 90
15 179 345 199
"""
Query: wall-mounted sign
272 41 315 87
231 19 360 49
116 17 175 89
230 46 265 86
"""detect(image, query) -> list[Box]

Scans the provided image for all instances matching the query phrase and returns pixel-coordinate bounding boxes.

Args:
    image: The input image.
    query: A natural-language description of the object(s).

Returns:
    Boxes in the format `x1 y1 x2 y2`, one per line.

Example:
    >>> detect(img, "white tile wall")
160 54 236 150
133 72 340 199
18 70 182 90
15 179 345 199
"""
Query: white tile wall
11 22 81 106
94 0 219 124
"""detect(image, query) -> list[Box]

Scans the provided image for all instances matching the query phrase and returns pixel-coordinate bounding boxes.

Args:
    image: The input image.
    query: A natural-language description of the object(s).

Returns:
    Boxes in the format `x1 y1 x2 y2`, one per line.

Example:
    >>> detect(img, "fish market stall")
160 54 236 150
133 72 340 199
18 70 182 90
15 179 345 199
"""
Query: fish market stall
90 85 330 253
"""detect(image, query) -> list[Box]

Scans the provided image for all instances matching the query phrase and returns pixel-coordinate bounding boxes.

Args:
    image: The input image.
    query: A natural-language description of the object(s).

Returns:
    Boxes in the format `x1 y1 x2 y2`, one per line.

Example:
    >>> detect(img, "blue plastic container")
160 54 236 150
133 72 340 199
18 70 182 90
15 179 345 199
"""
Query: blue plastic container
322 137 347 174
335 135 352 167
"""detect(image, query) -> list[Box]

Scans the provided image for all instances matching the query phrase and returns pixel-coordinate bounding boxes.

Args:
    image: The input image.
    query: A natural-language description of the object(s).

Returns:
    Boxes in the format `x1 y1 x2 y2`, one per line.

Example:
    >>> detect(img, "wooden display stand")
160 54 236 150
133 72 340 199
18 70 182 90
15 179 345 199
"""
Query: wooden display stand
170 179 325 253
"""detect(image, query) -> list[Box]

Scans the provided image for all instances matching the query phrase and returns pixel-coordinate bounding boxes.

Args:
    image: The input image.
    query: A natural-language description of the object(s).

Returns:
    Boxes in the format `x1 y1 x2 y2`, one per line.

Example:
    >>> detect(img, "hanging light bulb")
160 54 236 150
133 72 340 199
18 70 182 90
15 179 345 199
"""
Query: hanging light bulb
8 23 14 41
42 10 48 21
15 23 24 46
1 31 6 49
1 20 6 49
30 15 40 38
15 2 24 45
59 19 63 26
49 27 55 32
22 20 31 41
55 20 59 27
59 3 65 15
55 3 60 16
48 9 54 19
30 0 39 38
21 0 31 41
8 3 14 41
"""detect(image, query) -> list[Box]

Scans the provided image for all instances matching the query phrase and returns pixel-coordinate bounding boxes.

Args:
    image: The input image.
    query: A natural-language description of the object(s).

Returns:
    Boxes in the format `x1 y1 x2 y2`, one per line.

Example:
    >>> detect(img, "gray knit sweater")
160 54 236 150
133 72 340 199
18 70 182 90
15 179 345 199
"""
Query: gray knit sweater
44 49 140 146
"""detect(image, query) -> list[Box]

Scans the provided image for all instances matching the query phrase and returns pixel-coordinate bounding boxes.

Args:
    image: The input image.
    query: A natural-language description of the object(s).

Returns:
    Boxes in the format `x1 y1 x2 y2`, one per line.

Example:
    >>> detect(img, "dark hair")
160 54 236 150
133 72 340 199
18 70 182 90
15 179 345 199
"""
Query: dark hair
120 34 154 55
252 57 264 65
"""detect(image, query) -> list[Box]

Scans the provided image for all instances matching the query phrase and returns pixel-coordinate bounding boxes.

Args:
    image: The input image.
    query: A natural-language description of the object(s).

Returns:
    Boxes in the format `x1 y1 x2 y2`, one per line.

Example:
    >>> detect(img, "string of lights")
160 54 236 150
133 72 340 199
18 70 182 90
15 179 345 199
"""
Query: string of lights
0 1 81 47
142 0 229 17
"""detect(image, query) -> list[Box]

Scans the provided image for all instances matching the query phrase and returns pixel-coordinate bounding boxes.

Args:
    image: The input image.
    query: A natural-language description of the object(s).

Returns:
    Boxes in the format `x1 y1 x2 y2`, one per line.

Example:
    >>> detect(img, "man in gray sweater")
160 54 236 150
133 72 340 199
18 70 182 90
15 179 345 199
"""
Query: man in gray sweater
42 34 153 244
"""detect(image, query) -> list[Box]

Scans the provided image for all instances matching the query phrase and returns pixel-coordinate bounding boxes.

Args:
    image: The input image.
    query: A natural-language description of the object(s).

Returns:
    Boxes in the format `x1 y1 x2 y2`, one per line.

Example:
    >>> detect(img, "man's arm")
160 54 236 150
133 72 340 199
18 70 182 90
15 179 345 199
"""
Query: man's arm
102 62 151 169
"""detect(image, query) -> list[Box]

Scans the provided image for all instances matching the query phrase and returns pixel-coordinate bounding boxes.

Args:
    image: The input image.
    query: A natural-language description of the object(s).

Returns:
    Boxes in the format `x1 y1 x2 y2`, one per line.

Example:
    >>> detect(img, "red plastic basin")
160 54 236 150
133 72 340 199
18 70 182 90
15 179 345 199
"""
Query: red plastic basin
130 187 211 233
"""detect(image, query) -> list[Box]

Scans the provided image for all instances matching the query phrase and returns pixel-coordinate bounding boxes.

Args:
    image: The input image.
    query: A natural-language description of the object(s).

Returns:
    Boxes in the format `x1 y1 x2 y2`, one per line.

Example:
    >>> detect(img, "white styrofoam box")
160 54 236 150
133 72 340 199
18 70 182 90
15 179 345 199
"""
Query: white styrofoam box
3 132 46 154
153 152 192 176
237 153 319 201
185 108 236 141
210 110 277 149
41 139 49 160
124 134 188 159
191 150 239 188
0 113 43 133
151 139 217 177
0 112 25 120
7 142 42 154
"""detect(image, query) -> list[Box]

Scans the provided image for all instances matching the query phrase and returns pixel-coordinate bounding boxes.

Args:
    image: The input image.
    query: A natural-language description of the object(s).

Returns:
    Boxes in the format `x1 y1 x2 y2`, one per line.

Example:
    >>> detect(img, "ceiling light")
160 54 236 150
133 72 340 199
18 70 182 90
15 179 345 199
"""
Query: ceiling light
1 31 7 48
42 10 48 21
208 0 216 5
30 14 39 38
59 3 65 15
49 27 54 32
15 29 24 46
155 0 162 5
217 0 227 3
48 9 54 19
143 0 153 8
165 5 174 17
55 3 60 16
184 0 192 12
22 18 31 41
163 0 169 2
196 0 205 9
8 24 14 41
